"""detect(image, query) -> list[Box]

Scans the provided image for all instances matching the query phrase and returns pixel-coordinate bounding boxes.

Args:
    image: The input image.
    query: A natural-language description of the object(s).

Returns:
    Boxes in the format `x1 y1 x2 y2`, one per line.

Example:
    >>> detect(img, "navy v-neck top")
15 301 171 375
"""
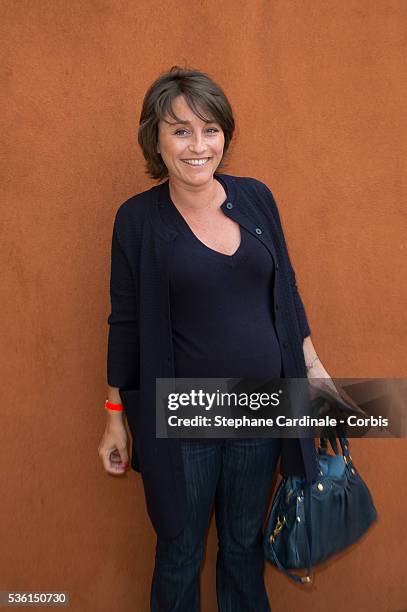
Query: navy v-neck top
160 175 282 380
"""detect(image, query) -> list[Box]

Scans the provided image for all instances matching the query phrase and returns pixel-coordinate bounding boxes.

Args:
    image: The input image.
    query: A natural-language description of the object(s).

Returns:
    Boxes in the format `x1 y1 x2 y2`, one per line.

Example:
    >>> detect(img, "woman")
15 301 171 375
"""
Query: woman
98 66 332 611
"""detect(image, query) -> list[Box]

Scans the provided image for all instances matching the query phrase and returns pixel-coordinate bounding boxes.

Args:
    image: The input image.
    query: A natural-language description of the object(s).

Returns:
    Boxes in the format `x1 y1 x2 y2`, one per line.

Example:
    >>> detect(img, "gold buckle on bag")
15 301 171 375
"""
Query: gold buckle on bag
269 515 287 543
300 575 313 584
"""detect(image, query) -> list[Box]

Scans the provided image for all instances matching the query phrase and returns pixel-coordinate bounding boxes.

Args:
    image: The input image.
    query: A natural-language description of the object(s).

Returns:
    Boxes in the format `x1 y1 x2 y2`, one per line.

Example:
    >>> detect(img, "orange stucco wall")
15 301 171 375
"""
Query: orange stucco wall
1 1 406 610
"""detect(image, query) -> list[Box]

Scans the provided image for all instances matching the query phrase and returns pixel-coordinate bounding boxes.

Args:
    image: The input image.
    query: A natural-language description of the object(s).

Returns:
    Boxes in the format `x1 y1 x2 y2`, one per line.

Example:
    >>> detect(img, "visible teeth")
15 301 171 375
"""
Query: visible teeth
182 158 210 166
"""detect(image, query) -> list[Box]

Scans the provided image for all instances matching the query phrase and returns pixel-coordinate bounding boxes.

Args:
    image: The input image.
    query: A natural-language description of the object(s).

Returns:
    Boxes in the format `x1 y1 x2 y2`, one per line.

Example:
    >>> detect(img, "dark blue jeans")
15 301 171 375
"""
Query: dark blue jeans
150 438 282 611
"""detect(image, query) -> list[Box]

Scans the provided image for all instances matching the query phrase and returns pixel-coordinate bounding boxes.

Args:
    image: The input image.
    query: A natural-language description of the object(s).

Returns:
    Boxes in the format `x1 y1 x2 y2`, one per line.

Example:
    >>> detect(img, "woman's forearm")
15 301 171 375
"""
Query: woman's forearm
302 335 332 379
303 335 318 369
107 384 122 404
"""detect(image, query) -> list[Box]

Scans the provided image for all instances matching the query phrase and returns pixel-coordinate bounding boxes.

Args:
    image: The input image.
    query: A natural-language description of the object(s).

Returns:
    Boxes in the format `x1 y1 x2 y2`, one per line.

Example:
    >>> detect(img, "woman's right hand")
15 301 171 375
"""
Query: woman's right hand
98 414 130 475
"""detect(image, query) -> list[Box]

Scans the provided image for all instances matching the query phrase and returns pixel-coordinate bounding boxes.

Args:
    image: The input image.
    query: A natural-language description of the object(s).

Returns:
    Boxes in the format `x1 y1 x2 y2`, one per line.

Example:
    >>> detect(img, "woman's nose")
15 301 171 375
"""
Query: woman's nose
189 135 207 154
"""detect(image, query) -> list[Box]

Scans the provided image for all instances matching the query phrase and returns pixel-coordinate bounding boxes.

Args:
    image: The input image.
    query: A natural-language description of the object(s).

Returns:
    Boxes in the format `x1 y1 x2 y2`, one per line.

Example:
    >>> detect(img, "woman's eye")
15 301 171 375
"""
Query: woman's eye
174 127 219 136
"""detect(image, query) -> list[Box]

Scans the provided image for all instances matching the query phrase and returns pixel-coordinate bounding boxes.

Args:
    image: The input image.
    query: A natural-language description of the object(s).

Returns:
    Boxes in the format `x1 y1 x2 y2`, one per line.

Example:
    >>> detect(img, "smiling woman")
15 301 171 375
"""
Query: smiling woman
101 65 319 612
156 99 226 193
137 66 235 182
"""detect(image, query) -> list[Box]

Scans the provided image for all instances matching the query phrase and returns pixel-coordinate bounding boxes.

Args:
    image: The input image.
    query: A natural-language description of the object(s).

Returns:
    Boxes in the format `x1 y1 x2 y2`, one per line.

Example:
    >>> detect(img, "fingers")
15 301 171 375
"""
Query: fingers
99 446 129 475
117 446 129 468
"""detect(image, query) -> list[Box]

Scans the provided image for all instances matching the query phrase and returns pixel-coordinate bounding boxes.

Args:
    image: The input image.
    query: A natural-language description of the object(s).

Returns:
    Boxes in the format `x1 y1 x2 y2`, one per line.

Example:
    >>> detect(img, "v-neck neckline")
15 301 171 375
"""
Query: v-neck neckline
166 175 243 260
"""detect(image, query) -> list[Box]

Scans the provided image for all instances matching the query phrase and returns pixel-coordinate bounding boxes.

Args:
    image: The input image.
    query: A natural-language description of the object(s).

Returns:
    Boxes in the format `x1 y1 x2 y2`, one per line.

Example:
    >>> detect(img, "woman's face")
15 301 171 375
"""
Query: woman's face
157 95 225 186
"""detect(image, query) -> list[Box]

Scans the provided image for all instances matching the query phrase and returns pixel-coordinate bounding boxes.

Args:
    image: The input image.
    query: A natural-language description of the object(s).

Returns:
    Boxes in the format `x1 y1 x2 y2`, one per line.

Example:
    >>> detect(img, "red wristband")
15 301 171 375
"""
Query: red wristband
105 400 124 412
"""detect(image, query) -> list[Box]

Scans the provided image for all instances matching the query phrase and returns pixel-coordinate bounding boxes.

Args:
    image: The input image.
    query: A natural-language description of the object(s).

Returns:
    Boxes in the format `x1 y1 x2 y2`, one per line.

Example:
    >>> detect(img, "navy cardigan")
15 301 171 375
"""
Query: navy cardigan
107 173 318 540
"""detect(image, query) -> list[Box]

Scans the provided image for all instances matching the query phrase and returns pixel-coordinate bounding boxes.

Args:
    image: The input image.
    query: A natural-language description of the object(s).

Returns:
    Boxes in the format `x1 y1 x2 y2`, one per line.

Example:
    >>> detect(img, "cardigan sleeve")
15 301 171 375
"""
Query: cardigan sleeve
260 182 312 339
106 214 140 389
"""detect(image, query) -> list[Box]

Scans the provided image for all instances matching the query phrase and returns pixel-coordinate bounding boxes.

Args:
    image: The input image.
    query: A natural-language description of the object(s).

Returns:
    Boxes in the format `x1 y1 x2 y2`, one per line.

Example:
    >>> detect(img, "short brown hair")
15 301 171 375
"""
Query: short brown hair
137 65 235 181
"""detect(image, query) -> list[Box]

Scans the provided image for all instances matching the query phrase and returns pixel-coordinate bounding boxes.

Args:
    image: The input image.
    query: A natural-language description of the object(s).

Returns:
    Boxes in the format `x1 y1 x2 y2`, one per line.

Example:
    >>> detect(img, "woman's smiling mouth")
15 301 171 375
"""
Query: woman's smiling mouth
181 157 211 166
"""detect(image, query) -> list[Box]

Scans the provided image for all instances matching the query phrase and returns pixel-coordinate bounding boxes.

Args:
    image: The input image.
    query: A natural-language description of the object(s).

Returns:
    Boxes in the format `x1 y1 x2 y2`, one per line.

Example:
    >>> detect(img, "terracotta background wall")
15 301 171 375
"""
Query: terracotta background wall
1 1 406 610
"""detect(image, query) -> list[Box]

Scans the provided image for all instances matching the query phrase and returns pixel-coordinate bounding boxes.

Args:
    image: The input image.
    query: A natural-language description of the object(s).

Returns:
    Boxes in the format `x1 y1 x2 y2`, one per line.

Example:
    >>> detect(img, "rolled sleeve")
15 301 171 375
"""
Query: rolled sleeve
261 183 311 339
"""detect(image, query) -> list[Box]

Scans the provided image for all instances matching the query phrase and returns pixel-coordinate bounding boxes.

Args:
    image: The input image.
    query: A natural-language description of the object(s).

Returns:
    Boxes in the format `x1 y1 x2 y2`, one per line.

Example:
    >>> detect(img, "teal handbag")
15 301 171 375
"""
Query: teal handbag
263 432 378 584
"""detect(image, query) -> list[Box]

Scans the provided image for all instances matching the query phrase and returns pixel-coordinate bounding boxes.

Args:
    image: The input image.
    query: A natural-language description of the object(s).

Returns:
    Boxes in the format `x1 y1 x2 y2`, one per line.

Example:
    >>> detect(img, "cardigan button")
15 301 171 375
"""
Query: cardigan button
226 202 233 209
275 303 279 311
282 341 289 348
255 227 262 235
276 263 279 270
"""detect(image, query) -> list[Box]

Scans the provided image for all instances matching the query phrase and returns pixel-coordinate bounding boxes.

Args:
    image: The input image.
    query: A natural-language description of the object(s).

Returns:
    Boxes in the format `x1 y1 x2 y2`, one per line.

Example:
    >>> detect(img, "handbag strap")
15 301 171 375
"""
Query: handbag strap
321 433 352 464
268 483 313 584
320 419 349 455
